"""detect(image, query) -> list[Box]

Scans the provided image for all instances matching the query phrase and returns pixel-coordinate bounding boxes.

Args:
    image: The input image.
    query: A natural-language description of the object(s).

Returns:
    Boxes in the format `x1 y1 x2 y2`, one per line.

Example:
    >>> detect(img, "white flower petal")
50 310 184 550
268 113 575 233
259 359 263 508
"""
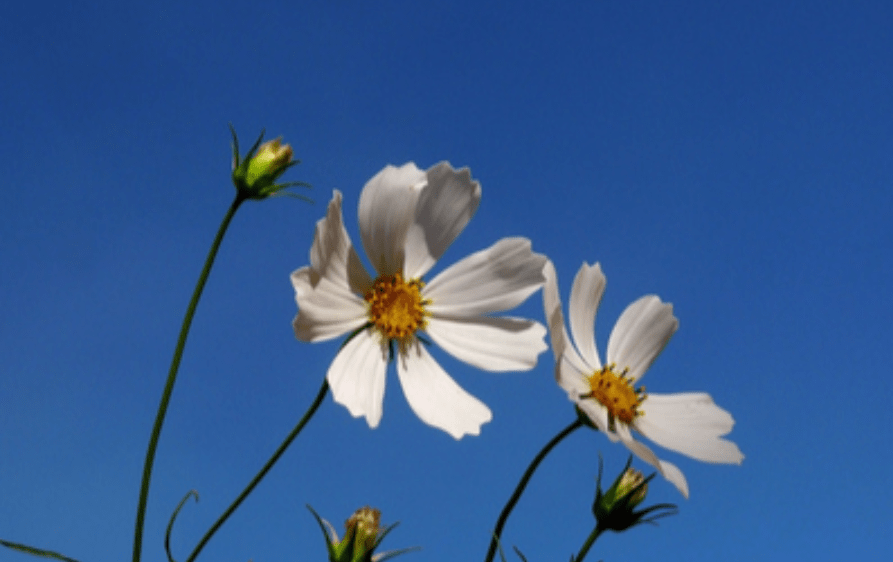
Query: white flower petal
568 262 606 371
542 261 567 359
397 342 492 439
290 266 314 300
555 355 591 401
403 162 481 279
292 275 367 342
308 190 372 294
425 316 547 372
543 261 592 380
292 191 374 342
425 238 546 317
327 330 389 428
636 393 744 464
615 422 661 466
606 295 678 382
358 163 426 275
544 260 610 438
616 422 690 498
655 460 689 499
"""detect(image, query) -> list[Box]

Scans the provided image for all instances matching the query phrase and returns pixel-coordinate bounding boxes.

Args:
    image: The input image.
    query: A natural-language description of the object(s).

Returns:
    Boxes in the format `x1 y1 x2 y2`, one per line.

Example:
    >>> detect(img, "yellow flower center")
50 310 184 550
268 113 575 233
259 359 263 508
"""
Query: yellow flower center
585 363 646 425
365 272 429 345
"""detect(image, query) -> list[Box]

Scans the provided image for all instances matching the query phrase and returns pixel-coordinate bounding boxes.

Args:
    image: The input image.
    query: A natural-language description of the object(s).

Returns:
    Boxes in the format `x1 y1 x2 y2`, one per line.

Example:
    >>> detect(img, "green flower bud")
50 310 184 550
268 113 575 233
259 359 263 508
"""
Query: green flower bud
308 505 417 562
592 456 677 532
345 507 382 561
245 138 293 184
601 467 647 512
229 126 309 201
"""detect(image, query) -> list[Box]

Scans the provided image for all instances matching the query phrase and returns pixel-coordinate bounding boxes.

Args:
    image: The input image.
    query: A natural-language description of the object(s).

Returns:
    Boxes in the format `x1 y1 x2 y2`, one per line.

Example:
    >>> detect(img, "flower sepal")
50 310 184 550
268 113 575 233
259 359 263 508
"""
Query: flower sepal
230 125 310 201
308 504 418 562
592 456 677 532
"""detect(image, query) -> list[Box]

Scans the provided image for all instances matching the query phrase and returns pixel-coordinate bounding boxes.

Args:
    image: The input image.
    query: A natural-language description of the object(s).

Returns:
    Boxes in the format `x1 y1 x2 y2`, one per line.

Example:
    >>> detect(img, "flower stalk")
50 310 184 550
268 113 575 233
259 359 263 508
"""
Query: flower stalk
132 192 245 562
132 128 304 562
483 419 583 562
182 378 330 562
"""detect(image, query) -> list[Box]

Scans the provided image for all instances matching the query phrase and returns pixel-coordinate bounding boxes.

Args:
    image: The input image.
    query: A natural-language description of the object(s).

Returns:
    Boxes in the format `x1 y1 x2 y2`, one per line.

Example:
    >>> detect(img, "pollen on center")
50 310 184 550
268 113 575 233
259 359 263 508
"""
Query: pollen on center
585 363 646 425
365 272 430 343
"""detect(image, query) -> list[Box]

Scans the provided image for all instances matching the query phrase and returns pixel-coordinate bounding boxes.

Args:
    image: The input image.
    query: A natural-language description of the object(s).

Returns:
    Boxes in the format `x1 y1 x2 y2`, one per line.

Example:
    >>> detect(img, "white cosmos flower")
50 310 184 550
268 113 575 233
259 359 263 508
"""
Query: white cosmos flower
543 261 743 498
292 162 548 439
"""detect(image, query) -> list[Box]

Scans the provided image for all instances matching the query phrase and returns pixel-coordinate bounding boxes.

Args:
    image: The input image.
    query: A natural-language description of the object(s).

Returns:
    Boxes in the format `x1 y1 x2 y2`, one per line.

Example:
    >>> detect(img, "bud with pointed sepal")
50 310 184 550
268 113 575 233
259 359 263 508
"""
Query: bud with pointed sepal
308 505 418 562
592 456 677 532
230 125 310 201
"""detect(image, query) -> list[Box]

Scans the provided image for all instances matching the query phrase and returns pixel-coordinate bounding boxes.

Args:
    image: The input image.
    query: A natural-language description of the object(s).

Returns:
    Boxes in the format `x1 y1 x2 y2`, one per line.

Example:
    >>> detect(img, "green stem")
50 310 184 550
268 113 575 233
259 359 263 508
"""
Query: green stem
573 524 605 562
484 418 583 562
133 193 246 562
184 378 330 562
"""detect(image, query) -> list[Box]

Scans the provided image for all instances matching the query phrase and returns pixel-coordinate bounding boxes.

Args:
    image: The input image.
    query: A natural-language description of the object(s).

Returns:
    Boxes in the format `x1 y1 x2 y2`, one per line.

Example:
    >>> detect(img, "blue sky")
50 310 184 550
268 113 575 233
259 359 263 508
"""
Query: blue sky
2 1 892 561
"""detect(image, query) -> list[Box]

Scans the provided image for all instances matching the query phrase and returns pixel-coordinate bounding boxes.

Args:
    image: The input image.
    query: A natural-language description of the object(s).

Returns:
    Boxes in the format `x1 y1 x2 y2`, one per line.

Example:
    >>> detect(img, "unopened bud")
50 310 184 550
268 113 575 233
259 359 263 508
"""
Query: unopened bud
308 505 416 562
592 457 677 532
230 126 307 200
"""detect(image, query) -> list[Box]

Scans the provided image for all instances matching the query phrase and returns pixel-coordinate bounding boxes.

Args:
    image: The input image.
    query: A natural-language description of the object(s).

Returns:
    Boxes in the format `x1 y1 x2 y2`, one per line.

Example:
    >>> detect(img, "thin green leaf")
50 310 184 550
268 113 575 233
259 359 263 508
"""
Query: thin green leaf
0 539 82 562
375 546 421 562
245 129 267 161
229 123 241 167
306 504 338 559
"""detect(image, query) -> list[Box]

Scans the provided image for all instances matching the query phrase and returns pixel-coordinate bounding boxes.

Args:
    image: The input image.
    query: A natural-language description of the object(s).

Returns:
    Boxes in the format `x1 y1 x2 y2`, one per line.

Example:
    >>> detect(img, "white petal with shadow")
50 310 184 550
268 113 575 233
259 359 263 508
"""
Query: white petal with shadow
403 162 481 279
542 261 569 362
292 276 366 342
425 238 546 317
544 263 593 376
568 262 606 371
606 295 678 382
308 190 372 294
358 163 425 275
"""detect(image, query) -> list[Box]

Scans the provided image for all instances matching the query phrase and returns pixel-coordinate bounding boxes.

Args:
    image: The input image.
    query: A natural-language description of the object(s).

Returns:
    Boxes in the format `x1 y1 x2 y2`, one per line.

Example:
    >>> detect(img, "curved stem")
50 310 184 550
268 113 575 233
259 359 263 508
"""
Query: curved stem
133 193 246 562
484 418 583 562
573 524 604 562
184 378 330 562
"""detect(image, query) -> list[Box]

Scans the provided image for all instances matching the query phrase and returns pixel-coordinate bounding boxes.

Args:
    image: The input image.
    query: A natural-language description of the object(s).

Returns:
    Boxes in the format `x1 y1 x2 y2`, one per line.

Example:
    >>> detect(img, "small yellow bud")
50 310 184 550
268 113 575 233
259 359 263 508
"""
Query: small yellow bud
592 456 677 532
230 126 307 200
613 468 648 507
245 138 293 185
345 506 382 558
308 504 415 562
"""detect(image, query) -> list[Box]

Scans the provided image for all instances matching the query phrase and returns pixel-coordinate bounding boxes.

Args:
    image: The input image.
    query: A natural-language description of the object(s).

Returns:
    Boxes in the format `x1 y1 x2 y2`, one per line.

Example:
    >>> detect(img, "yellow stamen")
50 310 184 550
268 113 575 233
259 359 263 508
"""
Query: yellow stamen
365 272 429 346
585 363 646 425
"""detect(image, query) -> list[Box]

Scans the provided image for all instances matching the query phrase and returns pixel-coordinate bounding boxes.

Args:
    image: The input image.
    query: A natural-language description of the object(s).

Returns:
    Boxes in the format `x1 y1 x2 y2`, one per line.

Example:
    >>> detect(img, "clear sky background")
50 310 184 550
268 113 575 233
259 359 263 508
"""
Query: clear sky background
2 1 891 561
